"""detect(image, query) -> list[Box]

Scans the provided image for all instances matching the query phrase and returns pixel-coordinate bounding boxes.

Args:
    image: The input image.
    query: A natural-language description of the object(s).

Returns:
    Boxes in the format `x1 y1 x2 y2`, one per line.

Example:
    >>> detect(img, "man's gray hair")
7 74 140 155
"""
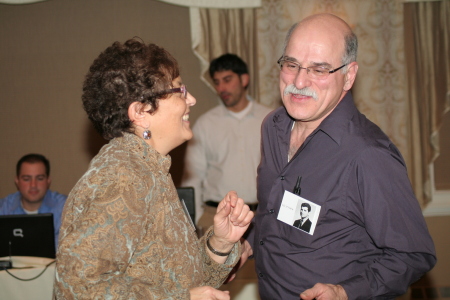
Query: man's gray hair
342 31 358 72
281 22 299 56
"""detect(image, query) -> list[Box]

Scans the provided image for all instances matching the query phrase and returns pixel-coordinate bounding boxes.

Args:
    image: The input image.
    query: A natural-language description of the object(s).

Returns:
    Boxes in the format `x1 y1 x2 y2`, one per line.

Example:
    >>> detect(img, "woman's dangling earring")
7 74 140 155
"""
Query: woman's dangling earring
143 128 151 140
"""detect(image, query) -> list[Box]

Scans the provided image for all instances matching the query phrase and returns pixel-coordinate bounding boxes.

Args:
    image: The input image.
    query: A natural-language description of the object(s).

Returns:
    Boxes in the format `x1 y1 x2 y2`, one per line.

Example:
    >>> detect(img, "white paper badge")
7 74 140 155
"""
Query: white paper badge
277 190 321 235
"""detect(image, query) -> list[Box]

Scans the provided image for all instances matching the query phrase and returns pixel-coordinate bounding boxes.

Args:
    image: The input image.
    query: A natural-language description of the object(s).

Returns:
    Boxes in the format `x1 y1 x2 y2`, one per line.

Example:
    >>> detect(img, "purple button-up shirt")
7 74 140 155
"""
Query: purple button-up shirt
247 92 436 300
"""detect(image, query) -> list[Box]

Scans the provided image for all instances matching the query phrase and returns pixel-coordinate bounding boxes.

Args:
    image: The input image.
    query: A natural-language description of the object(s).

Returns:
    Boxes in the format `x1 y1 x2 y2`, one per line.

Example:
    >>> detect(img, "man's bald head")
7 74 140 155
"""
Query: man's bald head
283 13 358 70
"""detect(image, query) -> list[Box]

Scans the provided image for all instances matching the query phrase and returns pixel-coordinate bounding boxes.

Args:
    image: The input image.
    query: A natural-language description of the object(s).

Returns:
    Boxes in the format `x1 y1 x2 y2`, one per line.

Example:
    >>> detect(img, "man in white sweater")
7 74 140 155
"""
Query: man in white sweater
182 53 271 234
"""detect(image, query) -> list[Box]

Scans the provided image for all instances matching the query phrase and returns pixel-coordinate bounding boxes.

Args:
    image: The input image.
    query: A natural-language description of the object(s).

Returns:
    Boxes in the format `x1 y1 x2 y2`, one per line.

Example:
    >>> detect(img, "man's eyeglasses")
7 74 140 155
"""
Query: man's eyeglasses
160 85 188 99
277 57 347 79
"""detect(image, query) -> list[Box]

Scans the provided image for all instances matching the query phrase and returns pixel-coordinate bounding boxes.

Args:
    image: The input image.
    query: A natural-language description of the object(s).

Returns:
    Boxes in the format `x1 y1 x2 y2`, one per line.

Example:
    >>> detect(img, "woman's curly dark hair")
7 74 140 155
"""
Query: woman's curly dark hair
82 38 180 140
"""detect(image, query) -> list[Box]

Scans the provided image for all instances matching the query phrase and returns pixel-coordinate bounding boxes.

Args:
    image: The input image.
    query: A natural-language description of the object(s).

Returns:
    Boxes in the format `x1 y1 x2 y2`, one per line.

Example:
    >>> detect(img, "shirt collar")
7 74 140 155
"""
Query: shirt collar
316 92 357 146
221 94 256 119
229 99 253 120
270 91 357 146
118 132 172 175
36 190 53 212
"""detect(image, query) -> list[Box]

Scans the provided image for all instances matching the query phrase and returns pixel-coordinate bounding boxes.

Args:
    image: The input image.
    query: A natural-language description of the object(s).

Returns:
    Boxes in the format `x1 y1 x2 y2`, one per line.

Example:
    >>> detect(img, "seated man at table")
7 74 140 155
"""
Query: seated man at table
0 153 67 248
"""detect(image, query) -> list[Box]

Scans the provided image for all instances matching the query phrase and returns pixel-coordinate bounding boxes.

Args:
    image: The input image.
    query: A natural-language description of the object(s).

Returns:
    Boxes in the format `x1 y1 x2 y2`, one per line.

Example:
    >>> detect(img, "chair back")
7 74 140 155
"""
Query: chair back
176 187 195 224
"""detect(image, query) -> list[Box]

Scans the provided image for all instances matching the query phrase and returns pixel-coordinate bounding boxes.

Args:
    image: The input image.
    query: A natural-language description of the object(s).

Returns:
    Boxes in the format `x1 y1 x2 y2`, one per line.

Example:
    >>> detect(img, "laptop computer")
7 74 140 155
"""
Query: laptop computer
0 213 55 259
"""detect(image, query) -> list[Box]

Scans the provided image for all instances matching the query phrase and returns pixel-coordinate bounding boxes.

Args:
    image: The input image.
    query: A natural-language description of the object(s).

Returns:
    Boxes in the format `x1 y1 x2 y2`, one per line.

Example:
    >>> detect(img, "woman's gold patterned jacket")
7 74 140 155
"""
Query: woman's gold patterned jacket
54 133 240 299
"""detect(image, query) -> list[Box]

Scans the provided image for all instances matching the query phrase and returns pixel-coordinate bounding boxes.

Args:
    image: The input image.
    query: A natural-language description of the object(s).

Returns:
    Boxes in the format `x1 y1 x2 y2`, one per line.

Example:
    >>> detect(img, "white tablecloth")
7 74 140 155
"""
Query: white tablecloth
0 256 261 300
0 256 55 300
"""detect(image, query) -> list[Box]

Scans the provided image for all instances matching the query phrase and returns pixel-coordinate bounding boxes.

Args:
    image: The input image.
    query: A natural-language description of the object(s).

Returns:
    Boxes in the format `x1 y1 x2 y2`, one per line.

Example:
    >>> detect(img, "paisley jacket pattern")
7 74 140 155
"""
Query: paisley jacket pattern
54 133 239 299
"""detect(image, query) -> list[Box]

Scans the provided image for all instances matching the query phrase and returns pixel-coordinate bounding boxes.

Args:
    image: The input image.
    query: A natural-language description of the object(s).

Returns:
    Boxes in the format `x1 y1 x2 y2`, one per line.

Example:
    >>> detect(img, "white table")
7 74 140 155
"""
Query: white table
219 259 260 300
0 256 55 300
0 256 260 300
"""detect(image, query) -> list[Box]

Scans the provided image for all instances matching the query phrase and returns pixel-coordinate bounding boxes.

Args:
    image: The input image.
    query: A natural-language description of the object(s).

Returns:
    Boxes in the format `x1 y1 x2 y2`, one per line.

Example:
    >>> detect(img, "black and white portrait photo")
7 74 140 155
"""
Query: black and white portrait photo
277 191 321 235
292 202 312 233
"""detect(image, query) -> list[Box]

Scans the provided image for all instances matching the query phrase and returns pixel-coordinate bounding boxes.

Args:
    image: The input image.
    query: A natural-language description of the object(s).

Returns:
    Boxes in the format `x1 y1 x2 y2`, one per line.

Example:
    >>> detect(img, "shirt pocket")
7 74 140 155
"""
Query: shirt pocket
278 220 320 252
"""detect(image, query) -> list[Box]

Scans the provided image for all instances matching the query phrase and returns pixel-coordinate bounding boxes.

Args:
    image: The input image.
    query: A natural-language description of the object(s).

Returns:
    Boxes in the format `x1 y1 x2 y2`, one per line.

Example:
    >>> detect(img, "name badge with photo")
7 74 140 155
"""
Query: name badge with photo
277 190 321 235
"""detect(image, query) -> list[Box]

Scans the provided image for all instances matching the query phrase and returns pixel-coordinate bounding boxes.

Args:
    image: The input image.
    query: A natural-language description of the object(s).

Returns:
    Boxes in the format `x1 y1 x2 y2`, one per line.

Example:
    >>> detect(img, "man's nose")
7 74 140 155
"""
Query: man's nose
293 67 311 89
216 82 226 93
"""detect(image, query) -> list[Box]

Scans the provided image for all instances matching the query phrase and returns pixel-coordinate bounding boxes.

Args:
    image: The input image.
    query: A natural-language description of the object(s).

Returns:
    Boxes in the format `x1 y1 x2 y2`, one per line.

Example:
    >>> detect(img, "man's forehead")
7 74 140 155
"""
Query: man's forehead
213 70 238 80
19 162 47 175
285 29 344 65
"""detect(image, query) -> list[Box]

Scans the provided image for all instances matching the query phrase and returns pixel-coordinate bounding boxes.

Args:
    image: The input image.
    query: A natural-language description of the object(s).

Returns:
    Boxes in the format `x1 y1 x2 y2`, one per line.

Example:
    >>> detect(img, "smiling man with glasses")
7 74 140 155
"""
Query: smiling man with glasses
238 13 436 300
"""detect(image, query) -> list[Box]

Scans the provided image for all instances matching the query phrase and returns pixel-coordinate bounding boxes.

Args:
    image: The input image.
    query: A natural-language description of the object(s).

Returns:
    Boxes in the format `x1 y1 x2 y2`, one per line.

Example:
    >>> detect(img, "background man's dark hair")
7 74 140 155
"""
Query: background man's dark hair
16 153 50 177
208 53 249 78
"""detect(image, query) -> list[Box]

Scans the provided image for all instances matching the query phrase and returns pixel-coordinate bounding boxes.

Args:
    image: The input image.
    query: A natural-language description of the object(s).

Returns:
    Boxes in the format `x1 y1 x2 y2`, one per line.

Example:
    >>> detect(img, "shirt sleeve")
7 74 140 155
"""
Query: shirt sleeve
340 146 436 299
182 122 208 224
198 226 241 288
0 198 7 214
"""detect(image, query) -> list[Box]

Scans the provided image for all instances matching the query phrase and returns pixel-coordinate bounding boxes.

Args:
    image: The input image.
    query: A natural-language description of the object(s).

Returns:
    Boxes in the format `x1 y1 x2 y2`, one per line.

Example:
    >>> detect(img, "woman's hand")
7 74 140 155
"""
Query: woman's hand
189 286 230 300
209 191 254 256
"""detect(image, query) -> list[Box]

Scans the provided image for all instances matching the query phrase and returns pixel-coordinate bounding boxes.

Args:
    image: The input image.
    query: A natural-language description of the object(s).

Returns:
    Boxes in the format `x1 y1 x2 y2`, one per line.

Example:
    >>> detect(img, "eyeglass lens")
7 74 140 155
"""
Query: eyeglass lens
279 61 330 79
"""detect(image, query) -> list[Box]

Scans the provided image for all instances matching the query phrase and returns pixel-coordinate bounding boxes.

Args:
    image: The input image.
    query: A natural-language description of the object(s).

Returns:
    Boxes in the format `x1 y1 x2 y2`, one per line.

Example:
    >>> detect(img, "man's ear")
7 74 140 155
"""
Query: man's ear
128 101 150 128
14 176 19 189
240 73 250 89
343 62 358 91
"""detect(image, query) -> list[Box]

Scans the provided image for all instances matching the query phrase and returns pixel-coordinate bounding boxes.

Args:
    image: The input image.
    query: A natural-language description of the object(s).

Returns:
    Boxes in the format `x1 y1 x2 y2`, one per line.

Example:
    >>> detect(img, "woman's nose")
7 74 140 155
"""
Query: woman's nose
186 92 196 106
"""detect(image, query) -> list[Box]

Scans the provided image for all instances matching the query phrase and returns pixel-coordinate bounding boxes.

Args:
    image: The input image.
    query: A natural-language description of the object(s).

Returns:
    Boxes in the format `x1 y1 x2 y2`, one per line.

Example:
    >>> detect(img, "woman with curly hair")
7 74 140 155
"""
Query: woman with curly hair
53 38 253 300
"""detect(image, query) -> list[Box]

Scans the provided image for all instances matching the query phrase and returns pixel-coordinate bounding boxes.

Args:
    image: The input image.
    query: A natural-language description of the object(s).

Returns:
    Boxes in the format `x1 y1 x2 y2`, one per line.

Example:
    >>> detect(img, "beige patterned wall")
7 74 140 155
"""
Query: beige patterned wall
257 0 410 166
0 0 218 195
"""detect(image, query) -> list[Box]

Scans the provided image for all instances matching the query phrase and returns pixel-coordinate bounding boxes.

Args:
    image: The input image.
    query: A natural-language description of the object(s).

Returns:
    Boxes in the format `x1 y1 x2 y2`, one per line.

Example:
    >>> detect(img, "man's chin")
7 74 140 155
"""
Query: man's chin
24 197 44 203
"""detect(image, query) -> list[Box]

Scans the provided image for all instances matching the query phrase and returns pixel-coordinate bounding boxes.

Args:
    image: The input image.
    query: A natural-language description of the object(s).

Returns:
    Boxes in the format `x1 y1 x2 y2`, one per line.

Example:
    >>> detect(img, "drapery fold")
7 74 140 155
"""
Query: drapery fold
404 0 450 207
3 0 261 5
0 0 46 3
190 7 259 99
158 0 262 101
156 0 261 8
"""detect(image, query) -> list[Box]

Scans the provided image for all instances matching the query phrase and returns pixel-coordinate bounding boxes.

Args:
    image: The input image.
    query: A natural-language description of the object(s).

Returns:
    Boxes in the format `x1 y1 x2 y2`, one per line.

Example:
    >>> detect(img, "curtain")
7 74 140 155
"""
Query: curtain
1 0 261 7
404 0 450 207
191 7 260 99
157 0 262 100
0 0 46 3
156 0 260 8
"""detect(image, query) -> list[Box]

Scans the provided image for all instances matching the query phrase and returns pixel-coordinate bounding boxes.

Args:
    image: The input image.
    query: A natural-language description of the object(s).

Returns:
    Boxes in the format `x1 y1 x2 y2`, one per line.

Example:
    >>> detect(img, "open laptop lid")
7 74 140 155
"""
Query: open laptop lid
0 213 55 259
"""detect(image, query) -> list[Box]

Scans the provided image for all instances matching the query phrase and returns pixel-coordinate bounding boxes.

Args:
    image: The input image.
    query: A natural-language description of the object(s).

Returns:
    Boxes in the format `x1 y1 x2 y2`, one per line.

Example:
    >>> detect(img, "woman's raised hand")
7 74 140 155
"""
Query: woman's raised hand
210 191 254 253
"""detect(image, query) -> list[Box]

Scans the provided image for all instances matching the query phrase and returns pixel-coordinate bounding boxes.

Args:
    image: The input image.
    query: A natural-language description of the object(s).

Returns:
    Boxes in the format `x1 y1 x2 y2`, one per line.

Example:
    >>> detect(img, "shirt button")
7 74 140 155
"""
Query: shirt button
269 209 274 214
260 240 264 245
259 272 264 278
281 176 285 180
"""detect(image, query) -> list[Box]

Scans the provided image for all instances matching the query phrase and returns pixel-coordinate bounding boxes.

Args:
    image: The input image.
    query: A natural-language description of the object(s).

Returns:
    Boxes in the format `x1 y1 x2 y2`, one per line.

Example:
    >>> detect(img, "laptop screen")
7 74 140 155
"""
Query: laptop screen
0 213 55 259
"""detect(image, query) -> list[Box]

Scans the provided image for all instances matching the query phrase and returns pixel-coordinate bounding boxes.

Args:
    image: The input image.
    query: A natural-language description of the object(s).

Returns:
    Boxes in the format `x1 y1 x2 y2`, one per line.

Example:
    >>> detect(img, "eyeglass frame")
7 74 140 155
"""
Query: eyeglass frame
158 85 188 99
277 56 348 78
144 85 188 114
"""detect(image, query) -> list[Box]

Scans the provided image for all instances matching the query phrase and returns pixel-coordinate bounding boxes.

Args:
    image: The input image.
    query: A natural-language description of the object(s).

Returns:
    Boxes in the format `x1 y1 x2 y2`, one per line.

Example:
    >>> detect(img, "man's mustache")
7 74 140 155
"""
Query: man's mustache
283 84 318 101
